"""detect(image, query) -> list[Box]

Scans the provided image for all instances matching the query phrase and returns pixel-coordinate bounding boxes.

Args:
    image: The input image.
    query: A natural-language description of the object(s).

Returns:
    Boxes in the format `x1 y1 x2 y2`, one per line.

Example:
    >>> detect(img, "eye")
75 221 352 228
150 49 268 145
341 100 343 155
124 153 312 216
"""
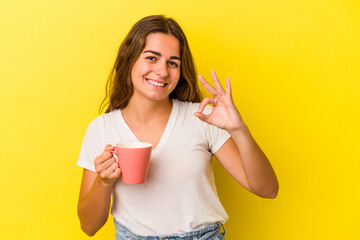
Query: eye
146 56 156 61
168 61 179 67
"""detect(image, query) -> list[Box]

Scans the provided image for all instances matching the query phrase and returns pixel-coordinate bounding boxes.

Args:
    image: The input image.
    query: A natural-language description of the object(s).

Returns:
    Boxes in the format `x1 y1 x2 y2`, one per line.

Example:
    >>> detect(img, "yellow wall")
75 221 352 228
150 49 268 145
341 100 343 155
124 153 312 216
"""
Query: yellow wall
1 0 359 239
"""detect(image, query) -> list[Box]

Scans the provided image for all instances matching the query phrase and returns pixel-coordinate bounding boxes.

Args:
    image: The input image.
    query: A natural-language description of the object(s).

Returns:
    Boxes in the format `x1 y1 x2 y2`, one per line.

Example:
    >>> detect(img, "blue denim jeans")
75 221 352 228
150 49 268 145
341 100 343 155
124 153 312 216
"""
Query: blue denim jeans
114 218 225 240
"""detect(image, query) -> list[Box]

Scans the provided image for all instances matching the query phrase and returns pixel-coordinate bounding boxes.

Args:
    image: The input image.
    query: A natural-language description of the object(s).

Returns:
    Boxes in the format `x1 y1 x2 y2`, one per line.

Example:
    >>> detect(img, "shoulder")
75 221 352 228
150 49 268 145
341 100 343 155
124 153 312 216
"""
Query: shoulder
87 110 121 131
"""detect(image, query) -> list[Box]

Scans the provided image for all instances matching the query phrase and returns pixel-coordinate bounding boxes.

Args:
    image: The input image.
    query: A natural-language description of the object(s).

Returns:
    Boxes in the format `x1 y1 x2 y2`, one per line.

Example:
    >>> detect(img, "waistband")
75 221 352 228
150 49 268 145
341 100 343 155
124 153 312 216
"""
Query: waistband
114 218 225 240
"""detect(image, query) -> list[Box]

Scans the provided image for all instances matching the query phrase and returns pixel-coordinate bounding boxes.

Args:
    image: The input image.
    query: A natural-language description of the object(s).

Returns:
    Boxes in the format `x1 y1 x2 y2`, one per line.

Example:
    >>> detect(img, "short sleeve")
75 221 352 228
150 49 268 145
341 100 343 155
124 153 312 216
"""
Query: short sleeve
197 104 231 154
77 117 105 172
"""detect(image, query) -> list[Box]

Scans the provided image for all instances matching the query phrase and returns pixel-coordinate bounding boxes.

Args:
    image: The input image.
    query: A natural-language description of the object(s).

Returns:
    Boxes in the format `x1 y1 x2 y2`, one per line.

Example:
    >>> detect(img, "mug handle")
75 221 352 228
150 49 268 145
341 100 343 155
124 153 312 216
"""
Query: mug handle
110 148 118 161
110 147 121 171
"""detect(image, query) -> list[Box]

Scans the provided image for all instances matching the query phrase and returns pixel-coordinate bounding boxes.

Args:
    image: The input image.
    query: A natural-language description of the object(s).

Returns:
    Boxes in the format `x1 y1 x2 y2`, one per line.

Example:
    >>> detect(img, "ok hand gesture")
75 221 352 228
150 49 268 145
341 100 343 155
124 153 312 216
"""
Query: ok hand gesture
194 70 245 132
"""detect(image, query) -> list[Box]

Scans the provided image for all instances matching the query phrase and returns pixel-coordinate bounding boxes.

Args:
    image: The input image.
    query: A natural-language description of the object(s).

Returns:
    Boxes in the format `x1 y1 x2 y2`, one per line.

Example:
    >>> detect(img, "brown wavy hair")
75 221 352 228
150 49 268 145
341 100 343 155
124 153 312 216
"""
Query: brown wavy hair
99 15 203 113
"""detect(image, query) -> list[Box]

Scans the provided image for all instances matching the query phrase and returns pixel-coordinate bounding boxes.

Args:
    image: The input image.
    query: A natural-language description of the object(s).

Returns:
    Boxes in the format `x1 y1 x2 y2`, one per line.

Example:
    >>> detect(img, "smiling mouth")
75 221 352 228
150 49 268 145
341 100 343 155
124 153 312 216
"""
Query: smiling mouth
146 78 167 87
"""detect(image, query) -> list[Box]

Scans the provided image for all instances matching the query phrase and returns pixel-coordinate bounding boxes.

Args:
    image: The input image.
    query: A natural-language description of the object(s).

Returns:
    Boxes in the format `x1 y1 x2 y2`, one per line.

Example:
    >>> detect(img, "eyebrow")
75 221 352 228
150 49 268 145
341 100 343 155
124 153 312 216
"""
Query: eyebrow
143 50 181 61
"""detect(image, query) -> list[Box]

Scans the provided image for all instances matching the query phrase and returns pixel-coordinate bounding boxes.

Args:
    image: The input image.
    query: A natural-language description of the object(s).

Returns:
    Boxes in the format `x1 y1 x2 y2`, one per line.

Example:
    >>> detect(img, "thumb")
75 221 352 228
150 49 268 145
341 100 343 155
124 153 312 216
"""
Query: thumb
194 112 211 124
105 144 115 151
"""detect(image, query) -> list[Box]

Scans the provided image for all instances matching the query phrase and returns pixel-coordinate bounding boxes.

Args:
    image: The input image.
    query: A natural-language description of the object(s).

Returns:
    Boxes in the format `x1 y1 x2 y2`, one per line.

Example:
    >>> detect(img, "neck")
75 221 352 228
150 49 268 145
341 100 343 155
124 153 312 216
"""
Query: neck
122 97 173 125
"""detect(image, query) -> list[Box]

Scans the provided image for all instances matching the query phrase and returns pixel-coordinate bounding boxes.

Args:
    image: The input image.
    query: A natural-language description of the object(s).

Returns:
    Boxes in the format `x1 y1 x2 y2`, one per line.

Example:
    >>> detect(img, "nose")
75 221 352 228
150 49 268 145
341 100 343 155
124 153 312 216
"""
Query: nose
154 61 169 78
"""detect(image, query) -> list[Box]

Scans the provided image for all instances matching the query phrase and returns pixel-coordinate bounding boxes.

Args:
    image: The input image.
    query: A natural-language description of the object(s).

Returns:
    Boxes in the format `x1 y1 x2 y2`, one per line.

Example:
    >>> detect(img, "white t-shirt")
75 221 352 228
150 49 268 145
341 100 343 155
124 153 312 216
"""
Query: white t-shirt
77 99 231 235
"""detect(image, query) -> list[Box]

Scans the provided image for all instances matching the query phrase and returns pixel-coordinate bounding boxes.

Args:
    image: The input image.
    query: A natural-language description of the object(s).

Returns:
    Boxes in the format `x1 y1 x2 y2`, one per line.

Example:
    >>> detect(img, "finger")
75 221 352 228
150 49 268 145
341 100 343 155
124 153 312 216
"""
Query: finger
105 144 115 151
198 75 218 96
211 70 226 95
106 162 120 176
109 167 121 179
225 77 232 100
194 111 211 124
99 144 115 164
99 162 120 179
94 151 113 166
95 144 115 165
197 97 215 114
101 157 117 171
95 156 116 173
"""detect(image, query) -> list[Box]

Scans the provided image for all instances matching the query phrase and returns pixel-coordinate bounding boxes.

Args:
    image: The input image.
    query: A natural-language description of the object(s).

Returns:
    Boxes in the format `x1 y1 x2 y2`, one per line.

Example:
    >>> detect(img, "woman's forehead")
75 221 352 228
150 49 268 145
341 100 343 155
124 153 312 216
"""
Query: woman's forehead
143 33 181 58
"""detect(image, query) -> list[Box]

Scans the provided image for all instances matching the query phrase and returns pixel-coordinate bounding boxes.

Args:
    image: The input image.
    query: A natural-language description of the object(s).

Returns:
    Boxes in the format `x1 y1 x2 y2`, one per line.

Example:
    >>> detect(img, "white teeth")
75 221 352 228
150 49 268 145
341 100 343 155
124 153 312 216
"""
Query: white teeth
148 79 165 87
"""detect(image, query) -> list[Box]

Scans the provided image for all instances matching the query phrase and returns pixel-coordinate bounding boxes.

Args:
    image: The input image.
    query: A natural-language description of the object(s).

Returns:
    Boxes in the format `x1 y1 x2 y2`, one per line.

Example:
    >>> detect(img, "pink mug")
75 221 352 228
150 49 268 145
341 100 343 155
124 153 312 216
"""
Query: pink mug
112 142 152 184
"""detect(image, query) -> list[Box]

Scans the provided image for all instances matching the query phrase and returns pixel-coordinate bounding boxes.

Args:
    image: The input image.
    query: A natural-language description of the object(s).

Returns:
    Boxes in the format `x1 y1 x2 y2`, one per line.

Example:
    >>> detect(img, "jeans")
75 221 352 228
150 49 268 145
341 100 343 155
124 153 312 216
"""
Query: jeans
114 218 225 240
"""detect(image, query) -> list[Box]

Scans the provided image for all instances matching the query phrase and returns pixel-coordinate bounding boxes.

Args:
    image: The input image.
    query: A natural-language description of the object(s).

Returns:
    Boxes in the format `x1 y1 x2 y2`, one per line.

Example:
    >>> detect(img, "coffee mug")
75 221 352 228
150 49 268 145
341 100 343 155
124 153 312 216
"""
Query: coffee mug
112 142 152 184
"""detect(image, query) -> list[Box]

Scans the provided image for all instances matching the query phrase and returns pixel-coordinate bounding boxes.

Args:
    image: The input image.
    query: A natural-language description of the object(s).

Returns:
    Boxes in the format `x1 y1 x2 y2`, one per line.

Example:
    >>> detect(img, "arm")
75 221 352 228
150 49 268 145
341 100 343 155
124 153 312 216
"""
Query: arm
215 128 278 198
77 145 121 236
194 71 279 199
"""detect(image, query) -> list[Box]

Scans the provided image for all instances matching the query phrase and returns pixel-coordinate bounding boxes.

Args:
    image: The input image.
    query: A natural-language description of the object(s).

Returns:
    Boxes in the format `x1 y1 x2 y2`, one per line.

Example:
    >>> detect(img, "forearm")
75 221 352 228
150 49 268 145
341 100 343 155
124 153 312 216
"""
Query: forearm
77 176 113 236
229 125 279 198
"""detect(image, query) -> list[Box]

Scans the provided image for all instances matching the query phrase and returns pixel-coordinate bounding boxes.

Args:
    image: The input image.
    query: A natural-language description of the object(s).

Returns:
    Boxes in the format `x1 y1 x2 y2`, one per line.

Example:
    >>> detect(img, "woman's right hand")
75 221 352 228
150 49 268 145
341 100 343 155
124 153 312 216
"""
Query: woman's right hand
94 144 121 186
78 144 121 236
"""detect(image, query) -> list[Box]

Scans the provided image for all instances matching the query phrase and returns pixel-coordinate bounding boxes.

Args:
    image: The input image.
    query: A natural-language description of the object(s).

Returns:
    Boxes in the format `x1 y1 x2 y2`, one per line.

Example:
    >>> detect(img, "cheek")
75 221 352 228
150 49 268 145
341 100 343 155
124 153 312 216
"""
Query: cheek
132 61 151 78
170 73 181 90
130 62 138 80
170 69 181 81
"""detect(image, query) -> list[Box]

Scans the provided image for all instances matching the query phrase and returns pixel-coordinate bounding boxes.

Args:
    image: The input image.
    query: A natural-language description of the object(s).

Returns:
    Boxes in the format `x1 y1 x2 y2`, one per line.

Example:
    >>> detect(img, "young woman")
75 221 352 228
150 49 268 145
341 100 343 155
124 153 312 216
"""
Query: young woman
77 15 279 240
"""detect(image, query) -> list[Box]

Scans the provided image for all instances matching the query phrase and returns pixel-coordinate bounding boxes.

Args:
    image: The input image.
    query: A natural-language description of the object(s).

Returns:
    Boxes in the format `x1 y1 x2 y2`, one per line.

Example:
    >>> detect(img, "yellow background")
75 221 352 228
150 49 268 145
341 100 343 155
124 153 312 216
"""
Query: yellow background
1 0 359 239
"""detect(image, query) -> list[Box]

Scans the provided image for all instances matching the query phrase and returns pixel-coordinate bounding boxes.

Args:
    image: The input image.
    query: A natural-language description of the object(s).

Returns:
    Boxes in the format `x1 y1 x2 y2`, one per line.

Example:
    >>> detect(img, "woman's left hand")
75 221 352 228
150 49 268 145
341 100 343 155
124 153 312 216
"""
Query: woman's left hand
194 70 245 132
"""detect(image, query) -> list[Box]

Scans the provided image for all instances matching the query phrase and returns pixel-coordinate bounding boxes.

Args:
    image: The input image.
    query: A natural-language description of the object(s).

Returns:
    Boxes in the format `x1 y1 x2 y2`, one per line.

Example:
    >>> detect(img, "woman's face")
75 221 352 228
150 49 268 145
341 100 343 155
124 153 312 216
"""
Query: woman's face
130 33 181 103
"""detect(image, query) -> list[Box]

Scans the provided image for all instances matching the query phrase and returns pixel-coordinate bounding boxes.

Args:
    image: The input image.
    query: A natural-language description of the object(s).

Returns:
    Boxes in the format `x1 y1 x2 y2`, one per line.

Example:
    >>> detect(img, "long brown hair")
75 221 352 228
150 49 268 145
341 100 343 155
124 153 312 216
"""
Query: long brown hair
99 15 202 113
